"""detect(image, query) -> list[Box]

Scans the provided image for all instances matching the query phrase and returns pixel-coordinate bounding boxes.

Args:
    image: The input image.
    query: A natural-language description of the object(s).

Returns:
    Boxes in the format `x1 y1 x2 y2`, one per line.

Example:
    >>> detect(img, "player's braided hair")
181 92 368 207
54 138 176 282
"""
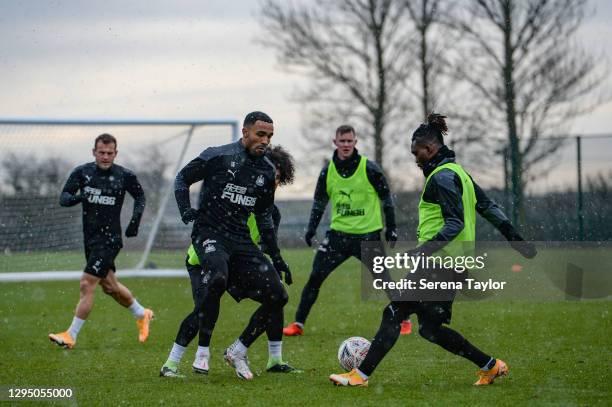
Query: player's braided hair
267 145 295 186
412 113 448 145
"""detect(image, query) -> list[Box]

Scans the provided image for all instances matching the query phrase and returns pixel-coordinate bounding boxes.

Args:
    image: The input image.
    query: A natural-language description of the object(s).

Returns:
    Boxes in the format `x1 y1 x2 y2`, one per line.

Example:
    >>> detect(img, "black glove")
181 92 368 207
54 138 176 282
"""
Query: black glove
125 219 139 237
385 228 398 248
181 208 199 225
272 255 292 285
510 240 537 259
304 228 316 247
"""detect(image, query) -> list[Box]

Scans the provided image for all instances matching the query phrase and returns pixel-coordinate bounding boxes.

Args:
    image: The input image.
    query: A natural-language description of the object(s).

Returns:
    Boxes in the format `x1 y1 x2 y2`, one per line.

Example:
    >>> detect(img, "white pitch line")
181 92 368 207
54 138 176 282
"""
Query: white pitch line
0 269 187 282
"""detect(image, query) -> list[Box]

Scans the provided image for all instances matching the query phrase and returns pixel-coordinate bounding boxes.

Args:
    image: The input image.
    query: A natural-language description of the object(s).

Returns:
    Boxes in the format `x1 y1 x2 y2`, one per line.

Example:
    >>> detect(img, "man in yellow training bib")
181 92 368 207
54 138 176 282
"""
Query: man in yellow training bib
283 125 406 336
330 113 537 388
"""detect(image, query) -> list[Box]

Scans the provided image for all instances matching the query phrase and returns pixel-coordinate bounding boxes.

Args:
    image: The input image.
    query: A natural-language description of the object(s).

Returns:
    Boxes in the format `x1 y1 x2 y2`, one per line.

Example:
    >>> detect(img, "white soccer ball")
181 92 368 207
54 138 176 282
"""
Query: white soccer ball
337 336 371 372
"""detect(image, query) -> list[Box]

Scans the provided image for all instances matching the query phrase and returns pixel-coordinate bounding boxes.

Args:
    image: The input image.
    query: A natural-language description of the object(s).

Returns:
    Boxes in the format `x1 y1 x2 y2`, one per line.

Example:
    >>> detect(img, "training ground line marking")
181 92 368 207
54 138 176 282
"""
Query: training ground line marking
0 269 186 282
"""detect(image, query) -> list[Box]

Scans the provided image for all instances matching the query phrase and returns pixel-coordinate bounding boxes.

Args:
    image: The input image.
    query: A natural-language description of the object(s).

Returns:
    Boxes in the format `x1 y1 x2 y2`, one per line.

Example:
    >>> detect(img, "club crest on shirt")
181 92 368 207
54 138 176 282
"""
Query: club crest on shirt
256 175 265 187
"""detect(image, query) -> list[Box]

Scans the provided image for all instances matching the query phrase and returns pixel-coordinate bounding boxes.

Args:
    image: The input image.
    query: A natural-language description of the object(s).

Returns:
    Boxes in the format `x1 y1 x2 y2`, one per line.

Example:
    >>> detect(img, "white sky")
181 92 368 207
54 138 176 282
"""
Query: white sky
0 0 611 198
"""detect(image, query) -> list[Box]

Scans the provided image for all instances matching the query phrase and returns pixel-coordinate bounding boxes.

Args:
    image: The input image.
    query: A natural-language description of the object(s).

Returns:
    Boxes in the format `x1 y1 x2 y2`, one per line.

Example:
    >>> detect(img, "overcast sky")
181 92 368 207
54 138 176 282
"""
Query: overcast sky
1 0 611 197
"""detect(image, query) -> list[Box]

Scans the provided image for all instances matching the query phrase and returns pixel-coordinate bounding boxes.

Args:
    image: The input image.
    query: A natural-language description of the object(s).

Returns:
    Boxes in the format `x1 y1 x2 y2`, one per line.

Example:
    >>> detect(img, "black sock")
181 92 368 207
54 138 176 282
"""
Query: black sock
484 357 497 370
419 324 491 368
174 311 199 347
197 293 222 347
359 303 408 376
295 285 320 324
239 304 270 347
266 306 283 342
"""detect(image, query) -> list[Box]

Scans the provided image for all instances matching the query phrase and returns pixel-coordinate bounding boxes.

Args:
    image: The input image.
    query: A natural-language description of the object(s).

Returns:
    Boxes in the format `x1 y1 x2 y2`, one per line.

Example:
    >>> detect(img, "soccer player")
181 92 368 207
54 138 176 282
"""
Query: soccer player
329 113 537 387
160 112 298 379
283 125 411 336
49 133 153 349
161 145 295 376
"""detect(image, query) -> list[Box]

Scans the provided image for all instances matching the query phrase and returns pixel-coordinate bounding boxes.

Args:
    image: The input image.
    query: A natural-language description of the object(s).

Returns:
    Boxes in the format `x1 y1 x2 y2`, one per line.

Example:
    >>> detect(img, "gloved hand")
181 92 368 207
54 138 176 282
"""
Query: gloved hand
510 240 537 259
125 219 139 237
304 228 316 247
385 228 398 248
181 208 199 225
499 222 537 258
272 255 293 285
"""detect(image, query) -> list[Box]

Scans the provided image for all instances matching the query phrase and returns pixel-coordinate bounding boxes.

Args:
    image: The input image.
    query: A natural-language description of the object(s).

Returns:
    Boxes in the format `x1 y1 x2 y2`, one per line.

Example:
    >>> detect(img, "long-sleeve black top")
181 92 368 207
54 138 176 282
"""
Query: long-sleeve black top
60 162 145 247
174 141 280 255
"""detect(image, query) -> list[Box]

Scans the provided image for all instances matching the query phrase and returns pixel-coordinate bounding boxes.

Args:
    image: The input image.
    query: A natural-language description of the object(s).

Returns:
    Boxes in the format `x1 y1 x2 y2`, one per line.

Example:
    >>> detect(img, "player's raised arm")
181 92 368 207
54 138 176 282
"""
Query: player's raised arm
472 179 536 258
472 178 509 228
174 148 215 224
59 166 83 207
125 171 145 237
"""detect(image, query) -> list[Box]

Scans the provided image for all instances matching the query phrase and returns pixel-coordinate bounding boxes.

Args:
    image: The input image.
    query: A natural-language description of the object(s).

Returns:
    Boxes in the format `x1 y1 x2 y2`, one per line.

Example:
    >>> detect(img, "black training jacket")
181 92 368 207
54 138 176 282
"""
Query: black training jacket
60 162 145 247
175 141 280 254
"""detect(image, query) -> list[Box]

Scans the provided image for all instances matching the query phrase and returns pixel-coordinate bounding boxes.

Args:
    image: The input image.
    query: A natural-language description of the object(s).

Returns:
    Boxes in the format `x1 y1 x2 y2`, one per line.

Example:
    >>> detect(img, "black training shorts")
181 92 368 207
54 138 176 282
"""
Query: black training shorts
191 228 285 303
84 243 121 278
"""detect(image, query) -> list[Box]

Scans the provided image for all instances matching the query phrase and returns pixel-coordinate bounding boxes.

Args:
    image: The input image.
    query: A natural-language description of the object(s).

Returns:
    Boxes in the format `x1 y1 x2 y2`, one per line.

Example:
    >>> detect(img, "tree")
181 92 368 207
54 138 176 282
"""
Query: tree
448 0 606 226
125 145 171 214
259 0 418 171
404 0 445 121
0 152 71 196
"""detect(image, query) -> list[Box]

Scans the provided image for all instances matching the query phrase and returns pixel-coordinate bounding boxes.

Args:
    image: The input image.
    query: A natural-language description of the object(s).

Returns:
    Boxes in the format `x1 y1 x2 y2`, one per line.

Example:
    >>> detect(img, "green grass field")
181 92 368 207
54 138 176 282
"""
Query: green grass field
1 248 611 406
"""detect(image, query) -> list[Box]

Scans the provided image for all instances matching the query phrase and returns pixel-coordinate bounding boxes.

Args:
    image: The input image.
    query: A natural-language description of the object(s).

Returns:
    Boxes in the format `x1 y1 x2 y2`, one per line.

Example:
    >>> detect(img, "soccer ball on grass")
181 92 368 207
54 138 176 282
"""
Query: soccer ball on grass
337 336 371 371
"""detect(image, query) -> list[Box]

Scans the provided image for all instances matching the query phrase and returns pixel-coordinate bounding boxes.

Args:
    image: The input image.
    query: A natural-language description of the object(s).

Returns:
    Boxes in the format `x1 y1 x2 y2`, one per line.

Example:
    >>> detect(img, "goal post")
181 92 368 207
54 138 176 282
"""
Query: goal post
0 118 239 277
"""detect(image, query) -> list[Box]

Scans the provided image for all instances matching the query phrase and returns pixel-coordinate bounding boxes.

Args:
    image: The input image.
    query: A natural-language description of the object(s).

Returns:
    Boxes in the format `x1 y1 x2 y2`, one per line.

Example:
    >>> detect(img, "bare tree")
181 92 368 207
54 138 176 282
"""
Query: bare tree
448 0 606 225
0 152 71 196
125 145 171 214
259 0 419 171
404 0 446 121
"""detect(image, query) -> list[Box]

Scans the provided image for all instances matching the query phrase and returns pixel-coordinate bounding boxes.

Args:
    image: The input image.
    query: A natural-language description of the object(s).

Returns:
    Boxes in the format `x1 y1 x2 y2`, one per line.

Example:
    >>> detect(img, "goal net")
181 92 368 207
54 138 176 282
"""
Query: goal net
0 119 237 278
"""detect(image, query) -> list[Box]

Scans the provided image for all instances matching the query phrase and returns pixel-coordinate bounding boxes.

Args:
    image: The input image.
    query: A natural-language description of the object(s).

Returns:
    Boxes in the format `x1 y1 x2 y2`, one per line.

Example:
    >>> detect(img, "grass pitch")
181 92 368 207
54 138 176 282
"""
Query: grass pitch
0 248 610 406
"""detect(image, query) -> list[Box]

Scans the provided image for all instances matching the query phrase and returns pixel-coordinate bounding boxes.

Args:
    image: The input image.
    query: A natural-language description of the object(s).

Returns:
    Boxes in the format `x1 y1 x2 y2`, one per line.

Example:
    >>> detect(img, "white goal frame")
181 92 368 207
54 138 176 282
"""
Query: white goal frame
0 118 239 281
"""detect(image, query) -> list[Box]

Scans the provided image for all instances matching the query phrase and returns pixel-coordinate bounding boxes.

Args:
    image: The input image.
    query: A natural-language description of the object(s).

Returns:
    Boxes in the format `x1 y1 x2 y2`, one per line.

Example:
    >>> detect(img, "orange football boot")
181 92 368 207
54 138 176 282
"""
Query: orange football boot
137 308 154 343
329 369 368 387
474 359 509 386
48 331 75 349
283 322 304 336
400 320 412 335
